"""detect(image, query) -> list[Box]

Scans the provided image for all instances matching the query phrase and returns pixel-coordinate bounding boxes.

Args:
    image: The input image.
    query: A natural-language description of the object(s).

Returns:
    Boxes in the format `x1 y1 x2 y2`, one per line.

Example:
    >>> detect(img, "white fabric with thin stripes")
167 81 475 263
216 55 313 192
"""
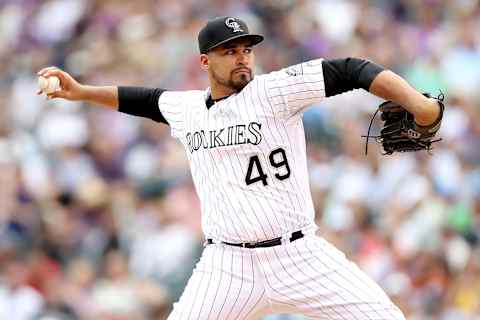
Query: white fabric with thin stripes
168 234 406 319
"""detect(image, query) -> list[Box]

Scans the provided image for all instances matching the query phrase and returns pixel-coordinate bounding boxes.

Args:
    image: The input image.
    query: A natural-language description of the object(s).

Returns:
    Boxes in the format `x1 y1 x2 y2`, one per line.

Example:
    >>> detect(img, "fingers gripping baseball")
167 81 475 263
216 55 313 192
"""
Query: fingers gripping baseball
37 67 83 101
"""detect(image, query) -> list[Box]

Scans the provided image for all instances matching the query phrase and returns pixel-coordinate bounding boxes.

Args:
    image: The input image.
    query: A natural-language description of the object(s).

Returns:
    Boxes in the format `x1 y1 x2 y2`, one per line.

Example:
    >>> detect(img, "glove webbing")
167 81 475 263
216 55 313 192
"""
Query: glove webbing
361 107 381 155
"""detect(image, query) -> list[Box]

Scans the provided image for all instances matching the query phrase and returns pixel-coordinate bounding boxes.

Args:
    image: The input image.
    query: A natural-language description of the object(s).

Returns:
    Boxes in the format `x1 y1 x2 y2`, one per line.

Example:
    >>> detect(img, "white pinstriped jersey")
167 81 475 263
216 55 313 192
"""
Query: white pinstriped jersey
159 58 325 242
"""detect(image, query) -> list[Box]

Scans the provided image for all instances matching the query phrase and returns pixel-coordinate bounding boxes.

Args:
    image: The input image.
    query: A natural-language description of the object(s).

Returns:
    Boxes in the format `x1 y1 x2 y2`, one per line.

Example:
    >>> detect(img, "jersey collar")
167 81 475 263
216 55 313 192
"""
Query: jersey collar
204 87 232 109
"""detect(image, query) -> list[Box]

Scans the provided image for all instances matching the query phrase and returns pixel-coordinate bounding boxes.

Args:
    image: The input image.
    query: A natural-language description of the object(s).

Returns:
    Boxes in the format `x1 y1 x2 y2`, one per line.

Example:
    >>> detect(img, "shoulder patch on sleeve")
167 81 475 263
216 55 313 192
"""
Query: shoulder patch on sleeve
285 64 304 76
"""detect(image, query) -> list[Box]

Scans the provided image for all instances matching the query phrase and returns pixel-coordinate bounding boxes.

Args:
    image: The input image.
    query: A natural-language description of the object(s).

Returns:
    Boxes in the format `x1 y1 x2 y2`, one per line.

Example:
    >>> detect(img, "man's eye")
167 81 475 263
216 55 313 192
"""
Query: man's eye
226 49 235 55
244 48 252 54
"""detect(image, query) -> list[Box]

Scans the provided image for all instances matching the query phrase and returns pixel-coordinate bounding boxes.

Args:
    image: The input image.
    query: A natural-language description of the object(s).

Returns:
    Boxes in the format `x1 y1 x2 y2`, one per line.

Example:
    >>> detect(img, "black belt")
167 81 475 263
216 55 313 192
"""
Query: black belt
207 230 304 249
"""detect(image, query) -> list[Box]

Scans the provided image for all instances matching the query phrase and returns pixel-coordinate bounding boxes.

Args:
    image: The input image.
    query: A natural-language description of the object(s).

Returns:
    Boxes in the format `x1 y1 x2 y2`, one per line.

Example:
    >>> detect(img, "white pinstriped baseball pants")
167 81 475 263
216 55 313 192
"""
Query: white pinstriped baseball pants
167 232 406 320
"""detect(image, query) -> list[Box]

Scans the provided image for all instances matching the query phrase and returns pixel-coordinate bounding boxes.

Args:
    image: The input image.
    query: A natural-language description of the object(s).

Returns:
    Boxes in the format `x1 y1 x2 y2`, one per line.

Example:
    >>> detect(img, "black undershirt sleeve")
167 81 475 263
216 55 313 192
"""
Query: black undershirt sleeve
118 86 168 125
321 58 385 97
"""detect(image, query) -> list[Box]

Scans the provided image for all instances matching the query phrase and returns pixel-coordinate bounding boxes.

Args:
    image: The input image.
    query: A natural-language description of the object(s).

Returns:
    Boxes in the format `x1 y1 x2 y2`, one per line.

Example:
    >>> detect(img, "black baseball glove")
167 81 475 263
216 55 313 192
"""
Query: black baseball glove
364 93 445 155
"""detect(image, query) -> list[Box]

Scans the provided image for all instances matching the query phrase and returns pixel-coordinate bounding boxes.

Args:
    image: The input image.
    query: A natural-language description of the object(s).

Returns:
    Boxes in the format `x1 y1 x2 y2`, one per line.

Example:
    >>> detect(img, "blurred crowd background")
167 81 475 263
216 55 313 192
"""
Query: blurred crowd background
1 0 480 319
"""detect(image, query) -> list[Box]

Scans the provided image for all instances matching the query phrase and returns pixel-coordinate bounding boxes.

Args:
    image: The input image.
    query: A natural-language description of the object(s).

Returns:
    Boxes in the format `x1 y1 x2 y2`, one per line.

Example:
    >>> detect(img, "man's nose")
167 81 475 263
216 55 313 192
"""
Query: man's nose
236 53 249 65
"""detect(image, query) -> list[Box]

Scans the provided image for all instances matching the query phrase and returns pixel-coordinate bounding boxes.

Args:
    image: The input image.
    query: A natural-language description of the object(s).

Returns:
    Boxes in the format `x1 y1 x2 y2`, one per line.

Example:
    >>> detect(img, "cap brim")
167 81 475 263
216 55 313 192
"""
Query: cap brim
202 34 264 53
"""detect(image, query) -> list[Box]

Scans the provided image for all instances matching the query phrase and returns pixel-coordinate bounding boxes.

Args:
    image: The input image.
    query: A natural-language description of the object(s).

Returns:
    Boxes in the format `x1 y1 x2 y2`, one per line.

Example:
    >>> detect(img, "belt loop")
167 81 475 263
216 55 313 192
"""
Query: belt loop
282 232 292 245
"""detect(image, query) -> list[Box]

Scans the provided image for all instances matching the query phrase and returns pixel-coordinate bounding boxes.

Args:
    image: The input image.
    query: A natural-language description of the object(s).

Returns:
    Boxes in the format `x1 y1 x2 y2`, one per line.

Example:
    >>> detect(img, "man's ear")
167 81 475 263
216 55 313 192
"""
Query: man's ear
200 54 209 70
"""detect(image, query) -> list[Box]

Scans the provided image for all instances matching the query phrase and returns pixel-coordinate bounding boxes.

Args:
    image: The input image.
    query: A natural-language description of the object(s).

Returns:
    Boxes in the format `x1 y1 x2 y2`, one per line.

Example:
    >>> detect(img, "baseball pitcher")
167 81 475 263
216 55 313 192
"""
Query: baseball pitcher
37 16 443 320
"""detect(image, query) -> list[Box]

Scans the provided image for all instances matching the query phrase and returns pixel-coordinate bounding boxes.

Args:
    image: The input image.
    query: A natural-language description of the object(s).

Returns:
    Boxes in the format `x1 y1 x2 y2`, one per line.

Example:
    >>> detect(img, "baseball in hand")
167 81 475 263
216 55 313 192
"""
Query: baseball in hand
38 76 61 94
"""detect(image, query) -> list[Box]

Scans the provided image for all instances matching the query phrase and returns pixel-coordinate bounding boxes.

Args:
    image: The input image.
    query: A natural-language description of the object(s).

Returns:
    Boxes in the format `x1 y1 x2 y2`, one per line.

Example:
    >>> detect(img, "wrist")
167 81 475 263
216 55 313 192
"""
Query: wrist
77 84 91 101
413 98 441 126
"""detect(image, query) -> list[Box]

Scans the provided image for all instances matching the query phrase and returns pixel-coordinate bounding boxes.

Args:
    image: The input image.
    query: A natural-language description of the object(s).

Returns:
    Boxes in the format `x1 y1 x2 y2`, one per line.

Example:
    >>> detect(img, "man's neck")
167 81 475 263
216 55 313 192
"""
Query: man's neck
210 82 236 100
211 93 231 100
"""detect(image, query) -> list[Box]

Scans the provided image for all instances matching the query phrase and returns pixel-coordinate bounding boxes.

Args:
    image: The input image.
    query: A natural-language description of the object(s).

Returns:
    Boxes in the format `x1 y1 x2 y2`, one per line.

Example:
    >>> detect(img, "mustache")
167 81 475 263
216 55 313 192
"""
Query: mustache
231 67 252 75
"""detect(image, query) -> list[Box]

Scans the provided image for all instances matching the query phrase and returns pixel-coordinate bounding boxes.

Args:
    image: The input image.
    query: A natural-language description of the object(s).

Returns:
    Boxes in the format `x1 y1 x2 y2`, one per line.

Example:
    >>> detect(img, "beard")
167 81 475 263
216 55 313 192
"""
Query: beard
211 67 253 92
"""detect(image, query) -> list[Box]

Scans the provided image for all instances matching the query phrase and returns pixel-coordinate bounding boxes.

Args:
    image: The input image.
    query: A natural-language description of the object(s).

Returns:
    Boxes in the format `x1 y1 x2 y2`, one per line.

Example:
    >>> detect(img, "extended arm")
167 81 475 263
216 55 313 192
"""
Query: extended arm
37 67 168 124
322 58 441 126
37 67 118 109
368 70 440 126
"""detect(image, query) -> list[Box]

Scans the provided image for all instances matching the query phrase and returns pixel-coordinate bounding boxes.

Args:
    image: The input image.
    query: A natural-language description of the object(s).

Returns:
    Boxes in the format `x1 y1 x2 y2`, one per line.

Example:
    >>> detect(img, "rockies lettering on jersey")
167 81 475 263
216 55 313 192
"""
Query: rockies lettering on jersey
185 122 262 153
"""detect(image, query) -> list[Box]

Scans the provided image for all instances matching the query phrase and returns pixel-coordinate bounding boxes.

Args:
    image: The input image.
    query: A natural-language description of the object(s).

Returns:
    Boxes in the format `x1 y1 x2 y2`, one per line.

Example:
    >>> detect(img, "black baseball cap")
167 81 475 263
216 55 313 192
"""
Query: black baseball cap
198 16 264 54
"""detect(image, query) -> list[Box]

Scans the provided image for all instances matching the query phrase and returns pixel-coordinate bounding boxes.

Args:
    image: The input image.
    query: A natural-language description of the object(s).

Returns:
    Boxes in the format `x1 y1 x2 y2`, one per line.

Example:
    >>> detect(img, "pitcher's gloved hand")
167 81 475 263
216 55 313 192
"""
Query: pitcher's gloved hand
364 93 445 155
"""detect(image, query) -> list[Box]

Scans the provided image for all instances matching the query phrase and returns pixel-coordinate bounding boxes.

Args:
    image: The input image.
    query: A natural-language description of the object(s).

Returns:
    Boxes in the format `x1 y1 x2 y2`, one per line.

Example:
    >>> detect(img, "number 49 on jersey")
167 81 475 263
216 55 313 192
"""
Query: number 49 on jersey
245 148 290 186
